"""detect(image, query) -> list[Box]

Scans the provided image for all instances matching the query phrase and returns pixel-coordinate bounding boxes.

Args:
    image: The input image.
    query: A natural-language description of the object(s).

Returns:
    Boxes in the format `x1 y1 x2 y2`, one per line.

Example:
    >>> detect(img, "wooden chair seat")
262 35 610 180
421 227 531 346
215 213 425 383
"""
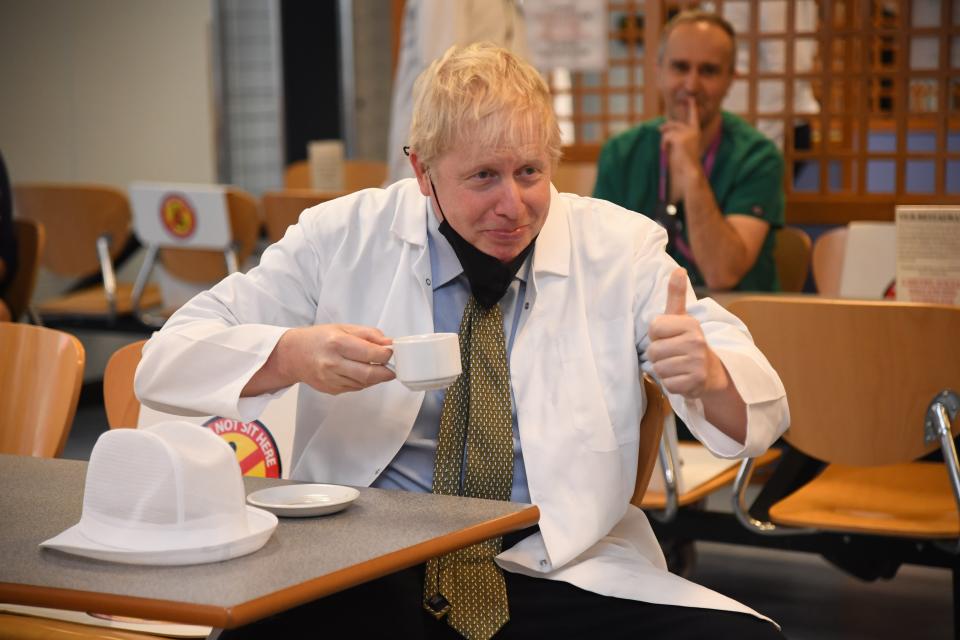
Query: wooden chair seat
36 283 161 316
641 445 781 510
769 461 959 538
0 612 178 639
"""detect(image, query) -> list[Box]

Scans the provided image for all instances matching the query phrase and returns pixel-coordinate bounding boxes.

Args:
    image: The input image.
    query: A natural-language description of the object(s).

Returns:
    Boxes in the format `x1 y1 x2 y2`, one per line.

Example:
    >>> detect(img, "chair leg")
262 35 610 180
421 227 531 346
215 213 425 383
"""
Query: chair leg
953 562 959 640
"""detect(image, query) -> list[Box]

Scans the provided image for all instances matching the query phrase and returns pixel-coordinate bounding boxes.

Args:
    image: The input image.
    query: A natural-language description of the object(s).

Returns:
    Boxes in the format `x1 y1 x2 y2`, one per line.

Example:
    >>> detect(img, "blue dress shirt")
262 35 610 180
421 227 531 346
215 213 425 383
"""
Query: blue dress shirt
371 204 531 503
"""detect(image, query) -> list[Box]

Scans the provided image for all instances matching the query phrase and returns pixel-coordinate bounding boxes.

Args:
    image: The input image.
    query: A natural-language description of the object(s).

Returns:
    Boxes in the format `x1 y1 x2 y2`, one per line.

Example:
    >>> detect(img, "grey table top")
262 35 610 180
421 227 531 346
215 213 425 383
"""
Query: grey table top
0 454 538 628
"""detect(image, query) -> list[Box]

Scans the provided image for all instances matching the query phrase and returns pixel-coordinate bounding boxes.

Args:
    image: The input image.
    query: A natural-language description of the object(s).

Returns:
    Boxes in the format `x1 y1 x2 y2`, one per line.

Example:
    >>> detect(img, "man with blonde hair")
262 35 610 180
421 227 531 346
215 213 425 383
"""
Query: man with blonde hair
138 43 788 639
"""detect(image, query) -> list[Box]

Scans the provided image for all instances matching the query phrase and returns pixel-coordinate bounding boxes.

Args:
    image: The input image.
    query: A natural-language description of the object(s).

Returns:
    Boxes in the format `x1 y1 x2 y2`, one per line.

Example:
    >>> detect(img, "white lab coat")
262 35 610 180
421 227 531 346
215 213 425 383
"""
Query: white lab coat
136 179 789 621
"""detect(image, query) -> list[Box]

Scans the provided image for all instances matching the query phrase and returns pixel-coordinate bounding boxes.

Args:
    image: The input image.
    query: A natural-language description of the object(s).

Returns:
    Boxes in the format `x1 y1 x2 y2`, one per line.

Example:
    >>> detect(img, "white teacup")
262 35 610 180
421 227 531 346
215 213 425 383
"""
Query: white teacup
388 333 462 391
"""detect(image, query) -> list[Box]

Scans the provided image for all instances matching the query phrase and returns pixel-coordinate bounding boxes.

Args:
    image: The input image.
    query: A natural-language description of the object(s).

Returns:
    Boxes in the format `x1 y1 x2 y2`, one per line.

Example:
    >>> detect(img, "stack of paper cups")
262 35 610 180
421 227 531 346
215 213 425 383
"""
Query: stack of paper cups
308 140 345 191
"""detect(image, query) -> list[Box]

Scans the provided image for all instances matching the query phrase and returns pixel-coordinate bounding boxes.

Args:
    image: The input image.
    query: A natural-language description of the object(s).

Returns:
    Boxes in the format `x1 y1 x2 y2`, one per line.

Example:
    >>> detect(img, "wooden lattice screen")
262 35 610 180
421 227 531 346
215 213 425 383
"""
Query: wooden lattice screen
550 0 960 224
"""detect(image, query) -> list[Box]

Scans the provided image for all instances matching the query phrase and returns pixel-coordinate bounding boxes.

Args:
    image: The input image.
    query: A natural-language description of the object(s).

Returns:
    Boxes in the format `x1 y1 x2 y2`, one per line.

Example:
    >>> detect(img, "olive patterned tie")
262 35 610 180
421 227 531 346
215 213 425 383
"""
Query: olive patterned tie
423 296 514 640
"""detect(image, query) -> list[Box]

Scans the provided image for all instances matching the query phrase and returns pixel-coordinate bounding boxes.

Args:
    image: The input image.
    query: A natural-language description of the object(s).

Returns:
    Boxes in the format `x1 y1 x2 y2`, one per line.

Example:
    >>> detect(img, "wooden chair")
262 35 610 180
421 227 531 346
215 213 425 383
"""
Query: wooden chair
1 219 45 322
12 184 162 324
640 436 781 520
552 161 598 196
632 375 669 506
130 188 260 324
104 339 147 429
344 160 387 191
261 190 342 244
0 612 190 639
727 298 960 624
8 334 206 639
284 160 311 189
773 226 812 293
283 159 386 191
156 188 261 284
811 226 848 296
0 322 84 457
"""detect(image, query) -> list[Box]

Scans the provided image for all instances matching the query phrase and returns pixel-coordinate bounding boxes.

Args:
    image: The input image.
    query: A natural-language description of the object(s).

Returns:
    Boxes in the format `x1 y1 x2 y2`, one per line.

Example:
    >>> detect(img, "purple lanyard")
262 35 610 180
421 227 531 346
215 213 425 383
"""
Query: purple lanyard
657 129 722 266
658 129 722 202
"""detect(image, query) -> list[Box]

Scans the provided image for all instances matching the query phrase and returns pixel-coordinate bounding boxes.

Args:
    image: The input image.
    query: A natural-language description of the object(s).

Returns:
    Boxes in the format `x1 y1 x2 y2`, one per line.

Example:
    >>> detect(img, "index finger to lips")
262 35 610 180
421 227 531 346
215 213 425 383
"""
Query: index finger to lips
687 96 699 126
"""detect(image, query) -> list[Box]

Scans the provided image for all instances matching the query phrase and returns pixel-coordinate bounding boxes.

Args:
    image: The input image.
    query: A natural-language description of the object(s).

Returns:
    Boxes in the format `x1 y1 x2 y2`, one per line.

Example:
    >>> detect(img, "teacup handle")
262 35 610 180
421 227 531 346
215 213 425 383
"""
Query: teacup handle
384 353 396 374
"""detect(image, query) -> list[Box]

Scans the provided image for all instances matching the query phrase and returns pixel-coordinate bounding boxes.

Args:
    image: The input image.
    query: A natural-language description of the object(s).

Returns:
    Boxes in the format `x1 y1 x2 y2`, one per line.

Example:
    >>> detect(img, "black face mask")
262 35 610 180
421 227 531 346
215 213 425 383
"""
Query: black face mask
430 177 536 309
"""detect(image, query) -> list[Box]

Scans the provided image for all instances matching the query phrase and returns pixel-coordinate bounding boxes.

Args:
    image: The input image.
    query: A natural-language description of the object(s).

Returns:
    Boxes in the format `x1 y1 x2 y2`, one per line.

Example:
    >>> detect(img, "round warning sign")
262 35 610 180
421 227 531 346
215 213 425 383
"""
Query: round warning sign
203 417 282 478
159 194 197 239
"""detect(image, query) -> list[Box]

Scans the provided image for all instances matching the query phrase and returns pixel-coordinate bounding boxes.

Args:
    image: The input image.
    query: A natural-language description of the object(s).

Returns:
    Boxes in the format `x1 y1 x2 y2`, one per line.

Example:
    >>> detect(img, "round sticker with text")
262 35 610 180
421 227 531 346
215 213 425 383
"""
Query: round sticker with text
203 417 283 478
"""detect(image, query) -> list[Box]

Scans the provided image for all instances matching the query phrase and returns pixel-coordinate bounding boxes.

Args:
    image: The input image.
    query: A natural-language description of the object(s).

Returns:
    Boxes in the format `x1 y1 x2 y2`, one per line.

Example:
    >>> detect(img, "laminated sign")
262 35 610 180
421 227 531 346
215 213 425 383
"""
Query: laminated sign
896 205 960 305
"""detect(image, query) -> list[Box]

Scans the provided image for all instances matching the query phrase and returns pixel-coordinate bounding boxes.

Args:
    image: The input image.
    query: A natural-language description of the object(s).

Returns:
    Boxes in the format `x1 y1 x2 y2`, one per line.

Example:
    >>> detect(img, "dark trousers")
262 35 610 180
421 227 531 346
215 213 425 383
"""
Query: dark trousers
219 563 785 639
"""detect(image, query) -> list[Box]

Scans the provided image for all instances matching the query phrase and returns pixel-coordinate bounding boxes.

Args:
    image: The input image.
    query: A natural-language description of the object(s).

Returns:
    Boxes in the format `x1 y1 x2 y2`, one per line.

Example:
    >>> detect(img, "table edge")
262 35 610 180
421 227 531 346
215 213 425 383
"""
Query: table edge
0 504 540 629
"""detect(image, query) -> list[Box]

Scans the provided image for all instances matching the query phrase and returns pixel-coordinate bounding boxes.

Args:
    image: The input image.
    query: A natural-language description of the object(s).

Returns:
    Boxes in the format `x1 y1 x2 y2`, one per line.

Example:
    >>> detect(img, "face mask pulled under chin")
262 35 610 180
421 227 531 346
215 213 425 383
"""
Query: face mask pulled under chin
430 177 535 309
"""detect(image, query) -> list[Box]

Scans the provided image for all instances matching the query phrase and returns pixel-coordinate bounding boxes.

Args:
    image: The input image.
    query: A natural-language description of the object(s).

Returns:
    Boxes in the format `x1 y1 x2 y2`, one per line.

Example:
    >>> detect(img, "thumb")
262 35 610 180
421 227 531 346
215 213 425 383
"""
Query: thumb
342 324 393 346
665 268 688 315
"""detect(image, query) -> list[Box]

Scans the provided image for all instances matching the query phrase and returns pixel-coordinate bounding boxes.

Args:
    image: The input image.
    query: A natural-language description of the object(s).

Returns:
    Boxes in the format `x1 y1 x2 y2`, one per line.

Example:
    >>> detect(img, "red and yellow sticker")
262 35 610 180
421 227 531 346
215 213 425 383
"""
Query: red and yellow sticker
159 194 197 239
203 417 282 478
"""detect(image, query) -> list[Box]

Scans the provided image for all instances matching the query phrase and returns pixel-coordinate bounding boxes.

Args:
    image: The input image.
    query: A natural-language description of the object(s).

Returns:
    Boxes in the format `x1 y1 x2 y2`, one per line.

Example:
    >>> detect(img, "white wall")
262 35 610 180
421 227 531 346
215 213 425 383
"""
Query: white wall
0 0 216 187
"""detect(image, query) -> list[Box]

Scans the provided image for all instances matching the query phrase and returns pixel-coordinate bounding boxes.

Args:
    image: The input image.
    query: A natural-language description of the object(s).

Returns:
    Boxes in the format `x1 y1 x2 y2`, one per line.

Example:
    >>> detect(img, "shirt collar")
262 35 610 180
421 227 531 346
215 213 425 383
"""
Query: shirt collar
426 199 530 291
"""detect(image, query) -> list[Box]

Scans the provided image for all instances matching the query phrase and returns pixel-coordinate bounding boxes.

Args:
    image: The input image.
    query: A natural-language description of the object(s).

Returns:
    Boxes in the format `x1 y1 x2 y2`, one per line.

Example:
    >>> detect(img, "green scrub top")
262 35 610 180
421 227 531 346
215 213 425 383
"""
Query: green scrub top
593 111 785 291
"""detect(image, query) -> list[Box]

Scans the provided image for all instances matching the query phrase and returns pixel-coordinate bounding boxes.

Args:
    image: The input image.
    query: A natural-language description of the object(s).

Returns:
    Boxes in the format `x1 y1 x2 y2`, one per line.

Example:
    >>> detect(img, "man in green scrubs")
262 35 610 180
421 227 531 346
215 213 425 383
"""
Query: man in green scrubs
594 10 784 292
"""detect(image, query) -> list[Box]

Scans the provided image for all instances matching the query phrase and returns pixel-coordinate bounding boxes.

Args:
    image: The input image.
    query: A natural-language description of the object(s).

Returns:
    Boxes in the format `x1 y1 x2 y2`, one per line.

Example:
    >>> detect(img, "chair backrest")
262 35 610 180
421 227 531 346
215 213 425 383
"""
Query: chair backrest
159 188 261 283
773 226 812 292
262 190 342 244
812 226 848 296
0 322 85 457
104 339 146 429
631 375 669 506
2 219 45 320
837 221 896 298
344 160 387 191
727 297 960 466
284 160 311 189
13 183 131 278
552 161 598 196
284 159 387 191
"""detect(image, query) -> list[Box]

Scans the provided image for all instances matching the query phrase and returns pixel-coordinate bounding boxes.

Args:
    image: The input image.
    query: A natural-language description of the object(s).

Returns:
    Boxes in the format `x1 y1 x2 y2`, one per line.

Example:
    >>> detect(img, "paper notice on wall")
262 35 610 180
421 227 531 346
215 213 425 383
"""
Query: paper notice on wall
895 205 960 305
524 0 607 71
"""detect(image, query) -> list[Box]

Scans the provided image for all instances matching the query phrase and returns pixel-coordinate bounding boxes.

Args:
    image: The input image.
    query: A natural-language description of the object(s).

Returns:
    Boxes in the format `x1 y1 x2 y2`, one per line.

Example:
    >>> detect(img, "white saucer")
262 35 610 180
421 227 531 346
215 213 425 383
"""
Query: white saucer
401 374 460 391
246 484 360 518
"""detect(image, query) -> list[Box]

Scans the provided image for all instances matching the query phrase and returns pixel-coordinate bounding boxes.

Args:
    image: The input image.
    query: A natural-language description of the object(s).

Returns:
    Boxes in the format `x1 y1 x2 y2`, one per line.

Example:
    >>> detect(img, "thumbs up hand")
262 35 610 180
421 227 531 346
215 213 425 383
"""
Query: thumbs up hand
646 268 726 399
